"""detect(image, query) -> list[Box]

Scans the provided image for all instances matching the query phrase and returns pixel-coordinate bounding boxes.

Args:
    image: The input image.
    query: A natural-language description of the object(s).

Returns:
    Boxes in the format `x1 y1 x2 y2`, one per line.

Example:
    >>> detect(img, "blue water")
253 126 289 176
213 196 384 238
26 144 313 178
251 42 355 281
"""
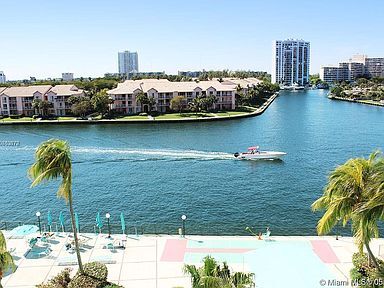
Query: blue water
0 90 383 235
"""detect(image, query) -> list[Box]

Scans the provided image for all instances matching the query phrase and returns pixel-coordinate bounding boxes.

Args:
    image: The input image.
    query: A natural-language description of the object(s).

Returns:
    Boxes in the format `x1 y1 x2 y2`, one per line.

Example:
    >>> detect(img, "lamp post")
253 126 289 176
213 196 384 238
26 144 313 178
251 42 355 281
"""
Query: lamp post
106 213 111 238
36 211 41 235
181 215 187 237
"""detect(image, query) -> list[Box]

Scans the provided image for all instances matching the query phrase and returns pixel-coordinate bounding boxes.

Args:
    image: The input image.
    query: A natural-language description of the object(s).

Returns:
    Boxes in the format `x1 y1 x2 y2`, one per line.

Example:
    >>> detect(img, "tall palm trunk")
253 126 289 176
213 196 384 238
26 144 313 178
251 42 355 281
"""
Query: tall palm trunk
68 192 84 274
0 271 3 288
365 241 381 271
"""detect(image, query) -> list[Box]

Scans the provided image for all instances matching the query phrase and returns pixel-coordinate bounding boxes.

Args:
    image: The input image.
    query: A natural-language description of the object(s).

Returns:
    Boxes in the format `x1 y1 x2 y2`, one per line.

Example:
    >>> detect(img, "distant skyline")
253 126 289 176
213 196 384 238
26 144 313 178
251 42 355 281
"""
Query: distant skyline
1 0 383 80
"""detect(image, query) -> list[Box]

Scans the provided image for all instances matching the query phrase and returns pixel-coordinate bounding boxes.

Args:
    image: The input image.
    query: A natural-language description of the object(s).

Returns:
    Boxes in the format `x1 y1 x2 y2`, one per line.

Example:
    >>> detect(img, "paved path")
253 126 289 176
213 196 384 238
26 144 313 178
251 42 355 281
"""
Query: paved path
2 232 383 288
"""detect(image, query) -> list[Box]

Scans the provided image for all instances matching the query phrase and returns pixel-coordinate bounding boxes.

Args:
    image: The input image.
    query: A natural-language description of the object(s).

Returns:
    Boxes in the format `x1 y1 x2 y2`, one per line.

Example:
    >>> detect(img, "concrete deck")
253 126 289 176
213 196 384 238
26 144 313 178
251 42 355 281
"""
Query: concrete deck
2 231 384 288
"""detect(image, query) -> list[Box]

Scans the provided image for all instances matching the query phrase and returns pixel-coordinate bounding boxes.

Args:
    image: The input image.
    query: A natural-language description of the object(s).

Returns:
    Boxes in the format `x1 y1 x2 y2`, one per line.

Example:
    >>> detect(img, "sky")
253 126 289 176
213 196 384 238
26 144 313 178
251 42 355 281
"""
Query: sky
1 0 383 80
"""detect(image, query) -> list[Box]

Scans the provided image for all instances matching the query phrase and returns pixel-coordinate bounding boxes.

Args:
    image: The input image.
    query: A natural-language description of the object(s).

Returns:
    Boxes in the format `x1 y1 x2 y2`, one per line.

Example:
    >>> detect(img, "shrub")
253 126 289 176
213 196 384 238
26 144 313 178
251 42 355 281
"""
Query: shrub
103 285 124 288
0 115 3 119
350 253 384 287
68 262 108 288
36 268 72 288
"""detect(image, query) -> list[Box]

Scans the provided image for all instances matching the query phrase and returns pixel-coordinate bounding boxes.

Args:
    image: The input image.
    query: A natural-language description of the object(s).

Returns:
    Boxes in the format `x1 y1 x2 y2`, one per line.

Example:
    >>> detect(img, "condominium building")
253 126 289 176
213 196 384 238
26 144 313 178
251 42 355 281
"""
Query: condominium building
0 71 6 84
118 51 139 77
0 85 84 116
272 39 310 86
46 85 85 116
320 55 384 83
107 78 257 114
319 66 342 83
62 73 74 81
365 58 384 78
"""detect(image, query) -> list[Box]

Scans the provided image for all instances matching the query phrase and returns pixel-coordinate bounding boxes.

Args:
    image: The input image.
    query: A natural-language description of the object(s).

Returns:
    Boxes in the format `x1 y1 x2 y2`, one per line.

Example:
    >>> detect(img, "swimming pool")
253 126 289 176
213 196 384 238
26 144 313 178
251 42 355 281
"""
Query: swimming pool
184 239 337 288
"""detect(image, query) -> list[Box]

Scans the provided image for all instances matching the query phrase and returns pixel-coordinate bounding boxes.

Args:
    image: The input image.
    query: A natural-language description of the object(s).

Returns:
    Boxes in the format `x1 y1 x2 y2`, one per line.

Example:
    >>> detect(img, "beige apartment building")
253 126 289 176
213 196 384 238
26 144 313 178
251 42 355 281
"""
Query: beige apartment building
0 85 84 116
107 78 260 114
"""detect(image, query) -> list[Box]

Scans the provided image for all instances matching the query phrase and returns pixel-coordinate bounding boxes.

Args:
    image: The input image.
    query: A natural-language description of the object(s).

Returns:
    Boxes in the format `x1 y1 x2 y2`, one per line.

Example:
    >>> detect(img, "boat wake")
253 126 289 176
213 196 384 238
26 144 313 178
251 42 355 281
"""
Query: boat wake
72 147 234 161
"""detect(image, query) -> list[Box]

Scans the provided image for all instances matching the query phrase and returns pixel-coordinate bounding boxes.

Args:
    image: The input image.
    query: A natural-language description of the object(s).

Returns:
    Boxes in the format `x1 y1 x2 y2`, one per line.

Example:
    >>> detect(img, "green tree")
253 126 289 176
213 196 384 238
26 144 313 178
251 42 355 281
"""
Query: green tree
135 91 149 112
201 95 217 111
170 96 185 113
0 231 15 288
330 86 343 97
32 99 42 115
148 96 156 113
91 89 113 116
188 97 203 115
312 152 384 270
32 99 53 116
71 99 92 118
40 100 53 116
28 139 84 274
68 95 82 105
183 256 254 288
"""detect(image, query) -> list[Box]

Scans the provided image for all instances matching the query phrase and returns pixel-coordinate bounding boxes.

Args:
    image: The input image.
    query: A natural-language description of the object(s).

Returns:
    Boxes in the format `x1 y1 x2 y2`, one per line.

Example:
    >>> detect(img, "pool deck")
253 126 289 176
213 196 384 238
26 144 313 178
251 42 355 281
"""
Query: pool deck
2 232 384 288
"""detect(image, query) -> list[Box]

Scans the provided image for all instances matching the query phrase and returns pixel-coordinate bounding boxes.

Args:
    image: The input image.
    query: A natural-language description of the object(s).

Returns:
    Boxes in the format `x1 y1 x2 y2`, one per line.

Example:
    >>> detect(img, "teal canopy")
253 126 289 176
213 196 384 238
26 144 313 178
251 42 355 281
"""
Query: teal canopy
120 212 126 234
59 211 65 232
96 212 103 231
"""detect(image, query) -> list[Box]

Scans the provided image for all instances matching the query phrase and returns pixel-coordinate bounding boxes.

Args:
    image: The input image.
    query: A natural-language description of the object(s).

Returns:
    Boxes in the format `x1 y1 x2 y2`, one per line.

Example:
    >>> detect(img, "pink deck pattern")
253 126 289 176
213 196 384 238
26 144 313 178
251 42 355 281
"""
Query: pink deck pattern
310 240 340 263
160 239 252 262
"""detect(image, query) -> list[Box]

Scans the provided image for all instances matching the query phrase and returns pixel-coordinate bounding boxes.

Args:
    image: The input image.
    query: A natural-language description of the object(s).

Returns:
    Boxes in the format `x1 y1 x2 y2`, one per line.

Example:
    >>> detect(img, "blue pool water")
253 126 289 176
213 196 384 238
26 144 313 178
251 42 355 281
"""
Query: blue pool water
185 239 335 288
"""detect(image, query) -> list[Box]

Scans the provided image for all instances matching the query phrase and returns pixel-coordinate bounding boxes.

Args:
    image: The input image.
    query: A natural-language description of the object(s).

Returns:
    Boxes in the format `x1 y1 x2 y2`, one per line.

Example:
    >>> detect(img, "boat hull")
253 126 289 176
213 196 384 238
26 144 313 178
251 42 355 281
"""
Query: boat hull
234 151 286 160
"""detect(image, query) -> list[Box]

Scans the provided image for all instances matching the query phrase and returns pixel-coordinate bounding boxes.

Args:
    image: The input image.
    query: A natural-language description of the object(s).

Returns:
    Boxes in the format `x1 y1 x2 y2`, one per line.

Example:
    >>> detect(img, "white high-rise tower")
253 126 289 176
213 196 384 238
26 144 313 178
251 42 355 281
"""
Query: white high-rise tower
0 71 6 84
118 51 139 77
272 39 310 86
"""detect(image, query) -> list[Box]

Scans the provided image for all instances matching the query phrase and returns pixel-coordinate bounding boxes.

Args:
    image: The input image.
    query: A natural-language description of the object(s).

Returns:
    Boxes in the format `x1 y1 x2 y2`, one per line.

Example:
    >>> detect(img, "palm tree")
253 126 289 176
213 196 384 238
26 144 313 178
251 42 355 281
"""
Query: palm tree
0 231 15 288
188 97 202 115
183 255 254 288
135 91 149 112
312 151 384 270
28 139 84 274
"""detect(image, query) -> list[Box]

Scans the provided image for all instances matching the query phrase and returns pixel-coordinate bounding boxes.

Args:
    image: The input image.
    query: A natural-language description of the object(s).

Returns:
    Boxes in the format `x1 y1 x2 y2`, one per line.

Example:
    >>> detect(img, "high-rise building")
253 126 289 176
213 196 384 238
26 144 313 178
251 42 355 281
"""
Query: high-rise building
62 73 74 81
320 54 384 83
118 51 139 77
272 39 310 86
0 71 6 84
364 58 384 78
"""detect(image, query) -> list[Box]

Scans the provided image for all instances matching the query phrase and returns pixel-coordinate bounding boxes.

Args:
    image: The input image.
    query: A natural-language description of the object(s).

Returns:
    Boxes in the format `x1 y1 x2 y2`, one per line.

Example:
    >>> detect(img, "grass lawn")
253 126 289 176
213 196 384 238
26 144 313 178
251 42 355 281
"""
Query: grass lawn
1 117 35 122
155 113 215 119
118 115 149 120
214 111 249 116
57 117 76 120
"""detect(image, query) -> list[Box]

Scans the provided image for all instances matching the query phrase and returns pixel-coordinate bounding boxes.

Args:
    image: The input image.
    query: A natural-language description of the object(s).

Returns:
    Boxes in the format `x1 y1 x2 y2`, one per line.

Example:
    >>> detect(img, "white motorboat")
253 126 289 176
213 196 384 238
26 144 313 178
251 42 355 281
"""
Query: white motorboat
234 146 286 160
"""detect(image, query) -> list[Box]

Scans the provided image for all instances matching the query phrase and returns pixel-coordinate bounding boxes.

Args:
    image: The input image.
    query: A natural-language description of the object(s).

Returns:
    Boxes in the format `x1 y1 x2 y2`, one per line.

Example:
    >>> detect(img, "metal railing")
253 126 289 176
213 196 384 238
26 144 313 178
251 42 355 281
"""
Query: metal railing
0 219 364 238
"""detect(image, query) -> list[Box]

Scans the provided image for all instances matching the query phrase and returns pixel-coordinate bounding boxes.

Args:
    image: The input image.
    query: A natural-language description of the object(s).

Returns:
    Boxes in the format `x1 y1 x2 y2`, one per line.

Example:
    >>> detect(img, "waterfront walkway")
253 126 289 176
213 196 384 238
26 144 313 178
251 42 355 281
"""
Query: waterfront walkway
2 231 383 288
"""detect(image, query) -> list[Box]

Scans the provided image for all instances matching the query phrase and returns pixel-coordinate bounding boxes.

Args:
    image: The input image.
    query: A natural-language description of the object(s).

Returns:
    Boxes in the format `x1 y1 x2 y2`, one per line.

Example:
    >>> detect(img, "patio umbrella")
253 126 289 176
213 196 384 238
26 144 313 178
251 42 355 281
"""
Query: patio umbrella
120 212 126 234
47 211 52 232
59 211 65 232
96 212 103 233
75 212 80 233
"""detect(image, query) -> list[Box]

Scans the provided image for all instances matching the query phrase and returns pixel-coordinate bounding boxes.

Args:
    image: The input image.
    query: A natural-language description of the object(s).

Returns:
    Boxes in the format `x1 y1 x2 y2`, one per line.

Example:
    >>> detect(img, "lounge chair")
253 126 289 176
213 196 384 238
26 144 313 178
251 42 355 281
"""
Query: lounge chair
28 237 38 248
105 242 116 252
263 230 271 241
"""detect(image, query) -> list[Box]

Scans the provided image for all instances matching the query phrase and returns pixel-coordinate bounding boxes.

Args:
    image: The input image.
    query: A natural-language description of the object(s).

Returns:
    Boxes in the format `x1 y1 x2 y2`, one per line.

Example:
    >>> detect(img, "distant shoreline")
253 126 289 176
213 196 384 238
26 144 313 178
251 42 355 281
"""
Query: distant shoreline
328 95 384 107
0 93 278 126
